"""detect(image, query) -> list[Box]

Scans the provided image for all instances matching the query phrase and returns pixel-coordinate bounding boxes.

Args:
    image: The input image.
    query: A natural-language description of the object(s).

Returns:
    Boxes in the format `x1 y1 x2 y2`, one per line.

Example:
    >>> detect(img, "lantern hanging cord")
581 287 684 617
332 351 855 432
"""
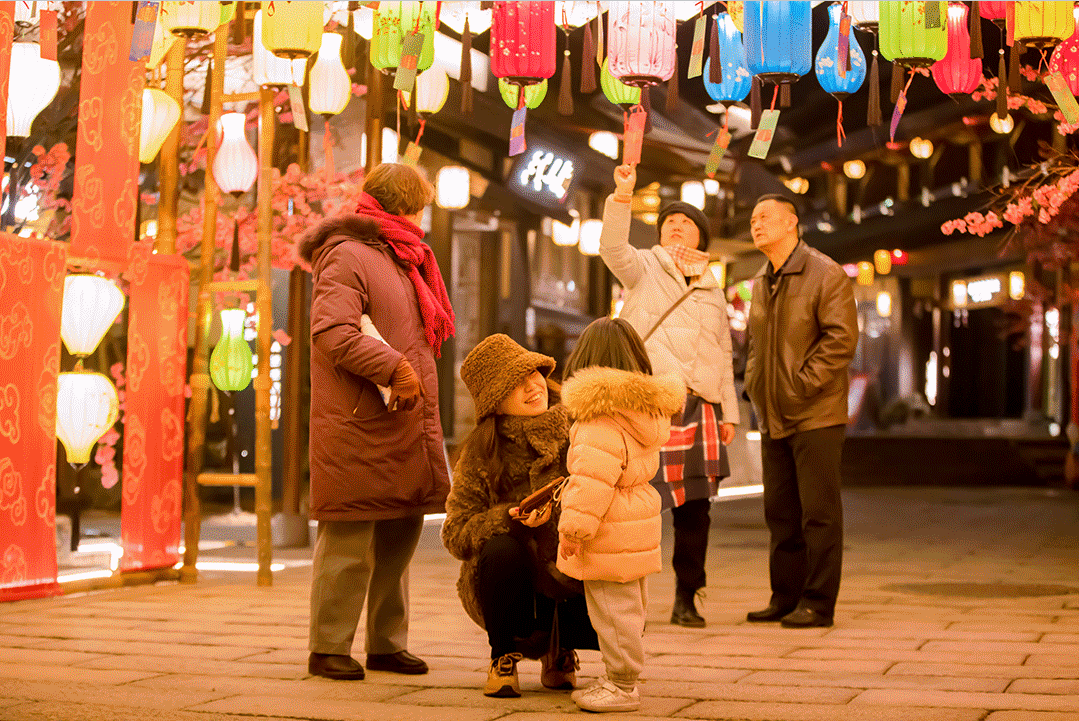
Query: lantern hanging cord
434 0 441 31
396 90 403 152
836 98 845 147
770 83 779 111
412 6 422 34
561 7 569 34
415 116 426 145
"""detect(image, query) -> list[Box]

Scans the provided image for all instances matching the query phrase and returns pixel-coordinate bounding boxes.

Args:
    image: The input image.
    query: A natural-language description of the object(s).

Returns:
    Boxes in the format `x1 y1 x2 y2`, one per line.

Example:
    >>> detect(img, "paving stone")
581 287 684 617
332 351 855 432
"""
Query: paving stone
1039 633 1079 643
128 673 416 701
648 653 893 674
0 701 300 721
888 662 1077 679
852 688 1079 712
1024 654 1079 667
0 680 226 711
921 640 1079 655
32 637 272 660
785 647 1029 665
828 628 1040 642
1007 679 1079 695
0 663 159 685
190 694 507 720
77 653 307 679
644 680 858 704
673 700 987 720
740 670 1009 693
985 712 1079 721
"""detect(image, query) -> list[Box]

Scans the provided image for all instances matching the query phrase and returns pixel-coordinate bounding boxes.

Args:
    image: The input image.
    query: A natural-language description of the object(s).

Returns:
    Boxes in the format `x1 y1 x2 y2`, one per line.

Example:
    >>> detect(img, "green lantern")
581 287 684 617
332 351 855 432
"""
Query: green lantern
879 1 947 68
600 57 642 107
499 77 547 109
210 308 254 392
370 1 436 72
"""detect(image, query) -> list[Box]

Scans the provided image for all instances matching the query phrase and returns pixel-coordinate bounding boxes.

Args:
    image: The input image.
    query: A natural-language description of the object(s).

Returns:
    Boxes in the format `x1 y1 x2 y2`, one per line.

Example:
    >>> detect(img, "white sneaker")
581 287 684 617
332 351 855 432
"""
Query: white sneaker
570 676 605 703
572 677 640 713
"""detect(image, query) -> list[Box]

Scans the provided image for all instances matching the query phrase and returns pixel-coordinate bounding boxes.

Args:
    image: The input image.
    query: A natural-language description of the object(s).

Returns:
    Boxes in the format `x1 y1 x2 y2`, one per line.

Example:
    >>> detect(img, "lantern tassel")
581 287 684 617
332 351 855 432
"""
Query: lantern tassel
666 56 680 114
1009 41 1021 93
232 2 246 45
581 21 596 92
997 49 1008 120
559 46 574 115
970 1 983 59
890 61 904 103
780 82 790 108
595 11 603 69
230 219 241 273
323 118 335 179
751 76 762 128
709 13 722 84
200 54 213 115
868 50 882 126
406 88 418 132
460 17 473 113
836 98 845 148
642 86 652 134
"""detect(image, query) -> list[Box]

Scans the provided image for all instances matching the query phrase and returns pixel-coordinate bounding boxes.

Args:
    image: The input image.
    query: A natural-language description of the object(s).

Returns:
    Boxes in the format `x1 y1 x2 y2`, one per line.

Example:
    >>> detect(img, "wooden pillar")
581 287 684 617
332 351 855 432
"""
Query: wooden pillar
896 162 910 204
365 64 383 173
280 267 306 517
254 86 276 586
155 39 185 254
430 205 454 438
968 141 983 188
181 29 226 583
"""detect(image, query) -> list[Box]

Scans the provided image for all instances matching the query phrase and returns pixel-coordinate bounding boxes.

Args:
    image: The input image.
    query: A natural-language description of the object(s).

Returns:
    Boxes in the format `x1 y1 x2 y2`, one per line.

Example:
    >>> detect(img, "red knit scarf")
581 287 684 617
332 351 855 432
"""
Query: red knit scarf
355 193 456 356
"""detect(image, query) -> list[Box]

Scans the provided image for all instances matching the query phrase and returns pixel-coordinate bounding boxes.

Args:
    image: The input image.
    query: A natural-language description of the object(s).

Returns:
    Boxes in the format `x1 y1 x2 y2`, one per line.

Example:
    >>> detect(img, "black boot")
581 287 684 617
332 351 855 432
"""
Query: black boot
670 586 706 628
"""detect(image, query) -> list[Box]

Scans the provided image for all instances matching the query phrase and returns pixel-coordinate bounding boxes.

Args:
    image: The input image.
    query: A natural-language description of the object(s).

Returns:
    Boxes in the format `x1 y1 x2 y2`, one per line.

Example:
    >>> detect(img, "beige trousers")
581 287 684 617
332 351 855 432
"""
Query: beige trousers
583 577 648 688
308 516 424 656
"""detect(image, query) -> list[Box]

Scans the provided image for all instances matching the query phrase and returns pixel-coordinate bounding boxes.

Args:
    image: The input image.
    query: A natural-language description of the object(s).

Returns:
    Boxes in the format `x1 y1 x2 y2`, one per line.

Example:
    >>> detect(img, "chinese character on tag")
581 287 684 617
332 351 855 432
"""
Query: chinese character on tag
40 9 58 61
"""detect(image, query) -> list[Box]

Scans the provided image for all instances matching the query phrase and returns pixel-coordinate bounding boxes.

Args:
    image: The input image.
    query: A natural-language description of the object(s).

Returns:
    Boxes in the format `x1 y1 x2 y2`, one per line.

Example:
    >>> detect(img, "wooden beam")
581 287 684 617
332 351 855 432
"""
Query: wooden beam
197 472 258 487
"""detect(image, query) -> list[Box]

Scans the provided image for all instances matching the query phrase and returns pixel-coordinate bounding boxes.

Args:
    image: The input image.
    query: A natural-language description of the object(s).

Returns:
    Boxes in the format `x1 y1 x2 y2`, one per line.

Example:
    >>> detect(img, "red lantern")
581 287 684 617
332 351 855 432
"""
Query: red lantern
1050 16 1079 95
490 1 556 86
932 3 983 97
979 0 1009 28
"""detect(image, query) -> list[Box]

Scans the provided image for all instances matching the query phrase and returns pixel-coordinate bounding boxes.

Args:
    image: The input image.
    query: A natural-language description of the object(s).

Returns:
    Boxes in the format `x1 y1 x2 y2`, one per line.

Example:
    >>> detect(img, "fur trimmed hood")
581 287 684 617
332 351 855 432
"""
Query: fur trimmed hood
298 213 386 268
562 368 685 423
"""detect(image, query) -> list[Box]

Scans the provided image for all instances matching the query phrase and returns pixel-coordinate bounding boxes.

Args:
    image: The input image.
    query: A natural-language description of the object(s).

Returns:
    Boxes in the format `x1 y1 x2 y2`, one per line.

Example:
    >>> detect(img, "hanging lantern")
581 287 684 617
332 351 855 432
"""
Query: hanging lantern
498 77 548 109
490 1 557 86
60 275 126 359
6 42 61 138
979 1 1009 29
744 1 812 90
438 1 492 34
55 371 120 468
146 13 178 69
600 57 642 106
579 219 602 256
403 64 450 115
703 13 753 104
1049 13 1079 95
880 1 948 68
212 113 258 197
849 1 881 34
607 1 677 87
436 166 471 210
253 10 306 87
371 1 437 72
932 3 983 97
555 1 606 28
210 309 254 392
261 0 323 59
874 249 893 275
159 1 221 38
309 33 351 117
552 217 580 247
139 88 182 164
817 4 868 98
1014 1 1074 50
857 260 874 285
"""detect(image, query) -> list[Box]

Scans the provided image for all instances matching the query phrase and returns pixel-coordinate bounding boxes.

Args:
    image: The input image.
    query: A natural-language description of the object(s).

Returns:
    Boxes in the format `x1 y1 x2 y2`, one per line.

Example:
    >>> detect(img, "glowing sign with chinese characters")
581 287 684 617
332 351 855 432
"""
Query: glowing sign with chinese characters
517 150 574 202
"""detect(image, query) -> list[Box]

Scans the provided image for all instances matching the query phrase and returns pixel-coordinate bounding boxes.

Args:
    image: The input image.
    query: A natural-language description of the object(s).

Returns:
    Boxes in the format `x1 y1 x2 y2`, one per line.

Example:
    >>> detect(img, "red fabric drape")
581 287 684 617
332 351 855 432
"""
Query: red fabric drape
0 233 66 601
120 250 188 571
69 1 144 265
0 3 14 154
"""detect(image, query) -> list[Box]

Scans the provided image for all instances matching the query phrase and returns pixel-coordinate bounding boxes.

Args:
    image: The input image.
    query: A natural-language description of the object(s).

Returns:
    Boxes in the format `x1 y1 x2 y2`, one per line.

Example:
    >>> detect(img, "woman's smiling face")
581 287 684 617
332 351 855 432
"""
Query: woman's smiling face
497 370 549 417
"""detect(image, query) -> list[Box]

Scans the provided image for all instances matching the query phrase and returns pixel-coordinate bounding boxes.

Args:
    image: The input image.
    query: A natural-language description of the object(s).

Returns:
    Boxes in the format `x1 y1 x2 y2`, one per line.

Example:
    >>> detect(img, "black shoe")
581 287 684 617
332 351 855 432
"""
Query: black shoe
671 588 706 628
365 650 429 675
780 608 834 628
746 604 797 623
308 652 365 680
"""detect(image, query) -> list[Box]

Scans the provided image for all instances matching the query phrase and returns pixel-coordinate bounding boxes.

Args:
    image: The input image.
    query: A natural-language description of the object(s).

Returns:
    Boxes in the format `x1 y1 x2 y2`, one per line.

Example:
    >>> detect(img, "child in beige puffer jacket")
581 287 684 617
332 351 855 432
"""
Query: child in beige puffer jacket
557 317 684 713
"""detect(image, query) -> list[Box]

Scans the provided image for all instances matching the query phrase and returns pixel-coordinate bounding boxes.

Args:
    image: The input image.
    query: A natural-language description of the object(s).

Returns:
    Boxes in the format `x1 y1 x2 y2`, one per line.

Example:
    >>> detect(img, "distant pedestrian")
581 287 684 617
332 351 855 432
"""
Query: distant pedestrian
743 194 858 628
557 317 684 713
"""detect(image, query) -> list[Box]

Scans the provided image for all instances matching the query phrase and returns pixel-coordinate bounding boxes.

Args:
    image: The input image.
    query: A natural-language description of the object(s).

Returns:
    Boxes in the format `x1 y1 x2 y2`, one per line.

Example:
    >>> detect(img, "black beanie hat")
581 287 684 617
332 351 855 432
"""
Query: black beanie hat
657 201 710 251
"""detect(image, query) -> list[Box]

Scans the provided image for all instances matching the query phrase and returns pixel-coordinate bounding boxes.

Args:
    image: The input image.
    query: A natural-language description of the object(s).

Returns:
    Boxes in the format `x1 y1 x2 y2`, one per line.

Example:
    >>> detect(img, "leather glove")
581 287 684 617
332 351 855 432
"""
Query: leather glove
387 357 423 412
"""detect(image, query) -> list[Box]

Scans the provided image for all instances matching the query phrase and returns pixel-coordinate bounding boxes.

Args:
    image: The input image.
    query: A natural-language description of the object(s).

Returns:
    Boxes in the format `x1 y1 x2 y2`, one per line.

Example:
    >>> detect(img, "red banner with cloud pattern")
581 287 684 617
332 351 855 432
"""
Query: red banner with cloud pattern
120 248 188 571
0 3 13 155
0 233 65 601
69 1 143 265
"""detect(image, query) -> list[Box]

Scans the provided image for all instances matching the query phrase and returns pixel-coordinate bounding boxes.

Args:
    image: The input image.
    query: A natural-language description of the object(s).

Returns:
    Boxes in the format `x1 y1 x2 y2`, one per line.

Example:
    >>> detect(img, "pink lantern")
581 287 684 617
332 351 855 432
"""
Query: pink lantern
932 3 983 97
607 1 677 87
490 1 556 86
1050 15 1079 95
979 1 1009 28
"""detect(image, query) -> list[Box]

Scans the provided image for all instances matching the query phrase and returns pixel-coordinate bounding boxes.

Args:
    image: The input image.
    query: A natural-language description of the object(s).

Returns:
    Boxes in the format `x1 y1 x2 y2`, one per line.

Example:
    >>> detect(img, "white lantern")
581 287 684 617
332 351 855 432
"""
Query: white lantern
253 10 306 87
55 371 119 468
212 113 258 197
139 88 182 164
589 131 619 160
6 43 61 138
876 290 892 318
680 180 706 211
308 33 351 117
14 1 36 26
579 219 603 256
60 275 126 359
438 1 492 35
554 1 608 27
403 64 450 115
848 1 880 33
552 218 580 247
159 0 221 38
436 166 471 209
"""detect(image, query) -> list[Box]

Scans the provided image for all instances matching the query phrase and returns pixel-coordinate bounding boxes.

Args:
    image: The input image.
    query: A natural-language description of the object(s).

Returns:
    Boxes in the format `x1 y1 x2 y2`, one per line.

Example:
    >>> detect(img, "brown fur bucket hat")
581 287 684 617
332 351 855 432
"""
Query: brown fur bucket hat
460 334 555 420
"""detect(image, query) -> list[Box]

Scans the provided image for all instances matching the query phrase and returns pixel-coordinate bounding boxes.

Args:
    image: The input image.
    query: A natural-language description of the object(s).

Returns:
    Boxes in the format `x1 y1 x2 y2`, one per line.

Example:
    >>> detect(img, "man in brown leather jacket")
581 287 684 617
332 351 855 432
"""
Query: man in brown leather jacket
743 195 858 629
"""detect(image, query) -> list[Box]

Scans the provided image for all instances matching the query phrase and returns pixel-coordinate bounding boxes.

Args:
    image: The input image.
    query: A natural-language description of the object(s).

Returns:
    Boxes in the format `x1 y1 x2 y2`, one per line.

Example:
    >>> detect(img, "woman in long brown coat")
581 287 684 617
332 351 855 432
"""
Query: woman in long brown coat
299 163 453 681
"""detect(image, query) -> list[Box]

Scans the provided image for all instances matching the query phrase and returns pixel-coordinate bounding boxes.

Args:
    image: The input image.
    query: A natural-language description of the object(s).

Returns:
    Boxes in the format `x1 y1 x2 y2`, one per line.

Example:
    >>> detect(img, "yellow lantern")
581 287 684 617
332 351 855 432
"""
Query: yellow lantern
139 88 182 164
60 275 126 360
159 1 221 38
874 249 893 275
209 309 254 392
308 33 351 117
253 10 307 87
262 0 324 59
55 371 120 468
7 42 61 138
1014 1 1075 50
857 261 874 286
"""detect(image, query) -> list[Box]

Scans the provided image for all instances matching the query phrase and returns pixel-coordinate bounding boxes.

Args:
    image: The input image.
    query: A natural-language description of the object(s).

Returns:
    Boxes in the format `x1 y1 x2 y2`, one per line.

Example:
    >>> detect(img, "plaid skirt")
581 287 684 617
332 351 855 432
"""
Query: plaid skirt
649 394 730 510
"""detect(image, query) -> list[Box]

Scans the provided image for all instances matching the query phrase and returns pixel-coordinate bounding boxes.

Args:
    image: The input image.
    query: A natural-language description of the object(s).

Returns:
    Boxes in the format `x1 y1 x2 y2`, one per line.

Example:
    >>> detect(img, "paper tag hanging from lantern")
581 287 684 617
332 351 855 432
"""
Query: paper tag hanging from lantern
288 85 308 132
688 15 707 78
890 91 907 142
838 9 851 77
1046 71 1079 124
394 33 425 92
39 9 57 61
748 109 779 159
130 1 160 61
705 128 732 178
509 105 527 156
402 141 422 166
925 1 941 29
622 106 647 165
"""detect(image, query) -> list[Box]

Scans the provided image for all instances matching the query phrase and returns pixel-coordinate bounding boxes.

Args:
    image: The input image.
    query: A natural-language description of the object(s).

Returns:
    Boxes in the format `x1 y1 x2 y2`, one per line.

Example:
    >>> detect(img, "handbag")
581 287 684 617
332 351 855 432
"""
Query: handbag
516 475 566 518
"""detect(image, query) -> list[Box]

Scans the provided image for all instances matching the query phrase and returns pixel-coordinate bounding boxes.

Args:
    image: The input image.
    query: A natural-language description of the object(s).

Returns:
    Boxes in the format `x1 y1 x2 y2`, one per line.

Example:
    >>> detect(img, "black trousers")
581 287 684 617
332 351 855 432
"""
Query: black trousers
671 497 710 593
476 534 597 659
760 424 845 617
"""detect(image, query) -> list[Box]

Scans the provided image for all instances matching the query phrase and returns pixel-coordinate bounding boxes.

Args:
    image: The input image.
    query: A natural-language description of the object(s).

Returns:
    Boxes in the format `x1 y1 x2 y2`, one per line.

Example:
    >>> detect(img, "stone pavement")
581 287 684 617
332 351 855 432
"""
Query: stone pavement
2 486 1079 721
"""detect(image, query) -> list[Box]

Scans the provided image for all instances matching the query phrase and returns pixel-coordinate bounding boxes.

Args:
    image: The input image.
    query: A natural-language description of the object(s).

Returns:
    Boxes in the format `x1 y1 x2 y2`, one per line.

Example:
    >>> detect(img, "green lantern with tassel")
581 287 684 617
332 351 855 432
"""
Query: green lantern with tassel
370 1 436 72
210 308 254 392
499 77 547 108
600 57 642 107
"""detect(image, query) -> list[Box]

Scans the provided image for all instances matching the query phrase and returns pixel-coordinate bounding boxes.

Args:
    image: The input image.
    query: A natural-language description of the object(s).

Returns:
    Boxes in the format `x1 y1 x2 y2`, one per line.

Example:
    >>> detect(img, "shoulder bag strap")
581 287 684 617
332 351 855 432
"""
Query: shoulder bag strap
642 287 696 343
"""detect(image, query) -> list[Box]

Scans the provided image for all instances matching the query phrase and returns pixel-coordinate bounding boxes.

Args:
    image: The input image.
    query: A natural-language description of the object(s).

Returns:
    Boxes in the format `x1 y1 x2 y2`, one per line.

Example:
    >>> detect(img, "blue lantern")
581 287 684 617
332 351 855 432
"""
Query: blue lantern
703 13 752 104
816 3 867 99
744 1 812 87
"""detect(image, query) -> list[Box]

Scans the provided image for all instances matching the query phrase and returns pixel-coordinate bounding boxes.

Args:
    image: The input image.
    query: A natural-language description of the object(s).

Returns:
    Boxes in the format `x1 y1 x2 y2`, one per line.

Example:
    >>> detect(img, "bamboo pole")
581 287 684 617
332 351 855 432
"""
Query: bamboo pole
254 86 276 586
181 28 226 584
365 64 383 173
281 267 305 518
155 39 185 255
